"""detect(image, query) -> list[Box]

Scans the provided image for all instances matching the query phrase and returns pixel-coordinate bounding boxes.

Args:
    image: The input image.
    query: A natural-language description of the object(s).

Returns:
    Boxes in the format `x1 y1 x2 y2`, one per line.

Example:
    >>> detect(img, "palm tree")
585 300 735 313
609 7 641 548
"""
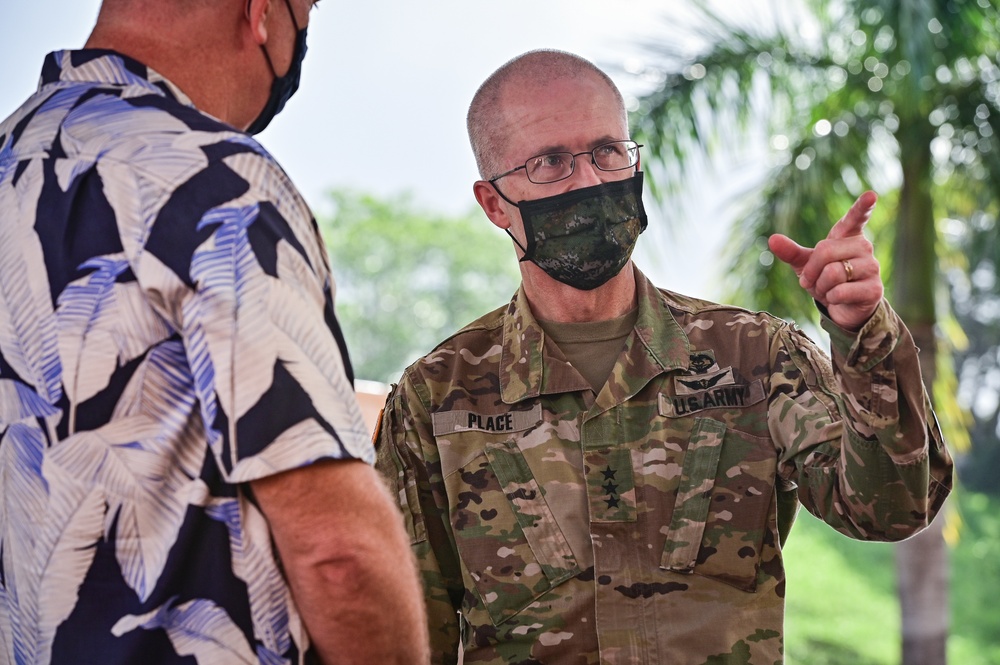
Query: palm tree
946 189 1000 496
628 1 999 663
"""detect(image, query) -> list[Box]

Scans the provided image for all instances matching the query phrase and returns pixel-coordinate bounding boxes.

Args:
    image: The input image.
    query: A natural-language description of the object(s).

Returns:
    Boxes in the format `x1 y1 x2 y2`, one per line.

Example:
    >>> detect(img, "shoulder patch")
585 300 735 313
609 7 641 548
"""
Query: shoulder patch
371 407 384 448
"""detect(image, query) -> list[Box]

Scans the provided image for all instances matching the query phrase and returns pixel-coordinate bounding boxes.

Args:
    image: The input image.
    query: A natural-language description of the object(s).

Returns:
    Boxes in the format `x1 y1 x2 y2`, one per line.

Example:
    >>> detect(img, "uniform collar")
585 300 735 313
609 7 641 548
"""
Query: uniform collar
499 265 692 404
40 49 195 108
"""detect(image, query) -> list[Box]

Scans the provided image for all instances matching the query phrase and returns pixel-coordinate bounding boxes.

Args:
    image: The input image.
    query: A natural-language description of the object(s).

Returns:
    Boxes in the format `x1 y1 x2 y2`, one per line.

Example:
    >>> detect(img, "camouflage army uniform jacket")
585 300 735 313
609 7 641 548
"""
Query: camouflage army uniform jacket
375 267 953 665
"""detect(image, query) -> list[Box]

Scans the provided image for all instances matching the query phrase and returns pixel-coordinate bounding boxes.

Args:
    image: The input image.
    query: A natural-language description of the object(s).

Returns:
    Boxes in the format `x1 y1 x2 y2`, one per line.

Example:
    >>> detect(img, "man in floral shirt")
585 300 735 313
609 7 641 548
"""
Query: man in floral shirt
0 1 427 663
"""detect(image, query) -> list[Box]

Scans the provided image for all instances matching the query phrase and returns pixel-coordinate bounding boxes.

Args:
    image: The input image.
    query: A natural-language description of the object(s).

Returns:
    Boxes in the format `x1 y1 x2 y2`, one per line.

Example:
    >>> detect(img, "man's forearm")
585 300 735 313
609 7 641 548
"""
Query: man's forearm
253 460 429 664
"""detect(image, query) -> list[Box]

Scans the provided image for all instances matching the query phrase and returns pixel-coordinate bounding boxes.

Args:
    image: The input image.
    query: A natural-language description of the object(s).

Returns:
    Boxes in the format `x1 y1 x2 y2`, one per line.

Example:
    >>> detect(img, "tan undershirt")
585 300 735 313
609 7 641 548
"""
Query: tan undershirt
537 307 639 392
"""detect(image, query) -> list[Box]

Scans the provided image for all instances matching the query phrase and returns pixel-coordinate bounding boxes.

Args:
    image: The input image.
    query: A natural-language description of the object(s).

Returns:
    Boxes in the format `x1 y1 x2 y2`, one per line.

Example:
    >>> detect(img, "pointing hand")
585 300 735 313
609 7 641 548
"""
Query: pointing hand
767 191 883 331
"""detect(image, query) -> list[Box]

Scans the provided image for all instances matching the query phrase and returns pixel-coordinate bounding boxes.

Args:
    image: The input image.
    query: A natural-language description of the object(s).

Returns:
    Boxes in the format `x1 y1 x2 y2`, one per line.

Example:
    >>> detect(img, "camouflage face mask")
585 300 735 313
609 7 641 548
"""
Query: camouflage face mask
504 172 647 291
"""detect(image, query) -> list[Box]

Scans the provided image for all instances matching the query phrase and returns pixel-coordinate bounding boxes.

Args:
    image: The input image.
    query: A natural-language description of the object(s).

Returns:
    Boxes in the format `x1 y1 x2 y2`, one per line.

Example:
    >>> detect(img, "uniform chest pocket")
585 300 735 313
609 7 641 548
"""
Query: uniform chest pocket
445 443 581 626
659 417 775 592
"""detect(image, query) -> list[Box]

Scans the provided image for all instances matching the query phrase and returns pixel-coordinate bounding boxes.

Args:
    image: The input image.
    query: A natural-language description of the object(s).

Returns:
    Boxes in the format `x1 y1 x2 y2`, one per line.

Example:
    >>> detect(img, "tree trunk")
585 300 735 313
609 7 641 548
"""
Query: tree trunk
892 119 949 665
895 320 949 665
896 518 949 665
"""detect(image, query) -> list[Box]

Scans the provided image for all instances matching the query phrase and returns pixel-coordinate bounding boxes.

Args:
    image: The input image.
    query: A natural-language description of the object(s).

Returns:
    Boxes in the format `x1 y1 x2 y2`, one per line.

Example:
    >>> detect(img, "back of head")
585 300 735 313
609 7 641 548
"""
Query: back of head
86 0 269 129
467 49 627 179
88 0 230 69
91 0 213 37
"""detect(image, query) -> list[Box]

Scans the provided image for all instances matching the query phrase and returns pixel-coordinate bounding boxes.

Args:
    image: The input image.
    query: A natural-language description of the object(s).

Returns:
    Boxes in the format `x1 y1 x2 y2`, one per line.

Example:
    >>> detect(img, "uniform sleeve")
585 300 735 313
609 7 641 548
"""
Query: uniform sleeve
375 374 463 664
770 299 953 540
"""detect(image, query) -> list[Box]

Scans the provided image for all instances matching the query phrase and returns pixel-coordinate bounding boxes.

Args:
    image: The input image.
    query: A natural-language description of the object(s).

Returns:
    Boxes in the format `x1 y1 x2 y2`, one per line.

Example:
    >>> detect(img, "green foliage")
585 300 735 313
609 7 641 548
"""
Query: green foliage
317 189 520 383
944 188 1000 492
949 491 1000 663
630 0 1000 329
784 491 1000 664
784 513 899 665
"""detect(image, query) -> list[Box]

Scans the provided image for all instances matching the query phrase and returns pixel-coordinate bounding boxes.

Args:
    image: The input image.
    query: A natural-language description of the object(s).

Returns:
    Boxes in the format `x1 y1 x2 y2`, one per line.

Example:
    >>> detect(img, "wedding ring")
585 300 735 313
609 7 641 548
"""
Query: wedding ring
842 259 854 282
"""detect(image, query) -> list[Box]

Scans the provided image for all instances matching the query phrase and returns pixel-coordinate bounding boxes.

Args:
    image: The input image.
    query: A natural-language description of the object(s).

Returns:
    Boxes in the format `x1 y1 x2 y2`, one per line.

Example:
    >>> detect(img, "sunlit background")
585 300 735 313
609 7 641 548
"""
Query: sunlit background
3 2 998 664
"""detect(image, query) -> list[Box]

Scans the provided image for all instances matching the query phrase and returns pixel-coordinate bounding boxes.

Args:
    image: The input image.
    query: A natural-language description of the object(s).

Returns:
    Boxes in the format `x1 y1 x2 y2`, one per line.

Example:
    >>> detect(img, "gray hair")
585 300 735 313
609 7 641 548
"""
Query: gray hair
466 49 627 179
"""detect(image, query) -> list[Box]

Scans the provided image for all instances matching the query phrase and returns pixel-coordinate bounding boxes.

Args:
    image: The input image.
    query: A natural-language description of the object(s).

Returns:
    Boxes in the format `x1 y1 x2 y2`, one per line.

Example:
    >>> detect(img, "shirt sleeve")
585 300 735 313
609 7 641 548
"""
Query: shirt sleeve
375 374 463 664
770 299 953 540
134 149 372 484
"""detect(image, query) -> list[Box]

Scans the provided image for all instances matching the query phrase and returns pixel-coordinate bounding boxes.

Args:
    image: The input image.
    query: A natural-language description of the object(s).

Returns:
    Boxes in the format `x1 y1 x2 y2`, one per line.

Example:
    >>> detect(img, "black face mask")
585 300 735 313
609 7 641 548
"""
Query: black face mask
246 0 308 135
497 172 647 291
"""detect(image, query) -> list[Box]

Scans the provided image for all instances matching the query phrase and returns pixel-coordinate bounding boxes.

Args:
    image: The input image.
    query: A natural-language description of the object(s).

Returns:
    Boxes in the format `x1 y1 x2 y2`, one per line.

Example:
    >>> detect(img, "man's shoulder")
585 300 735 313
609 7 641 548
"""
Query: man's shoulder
27 50 276 172
451 301 509 338
3 78 267 178
81 90 265 169
654 286 787 333
401 302 508 380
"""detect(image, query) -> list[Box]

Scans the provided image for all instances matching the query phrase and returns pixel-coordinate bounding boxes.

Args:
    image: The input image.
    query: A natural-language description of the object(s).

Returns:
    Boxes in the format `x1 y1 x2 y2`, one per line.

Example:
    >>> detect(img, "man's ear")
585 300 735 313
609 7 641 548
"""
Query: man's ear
473 180 511 230
246 0 271 44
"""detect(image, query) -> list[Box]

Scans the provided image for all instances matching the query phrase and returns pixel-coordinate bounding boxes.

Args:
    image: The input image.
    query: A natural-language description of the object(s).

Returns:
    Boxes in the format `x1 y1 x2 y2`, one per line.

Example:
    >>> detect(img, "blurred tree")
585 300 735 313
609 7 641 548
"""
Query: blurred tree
947 201 1000 496
629 0 998 663
317 189 520 385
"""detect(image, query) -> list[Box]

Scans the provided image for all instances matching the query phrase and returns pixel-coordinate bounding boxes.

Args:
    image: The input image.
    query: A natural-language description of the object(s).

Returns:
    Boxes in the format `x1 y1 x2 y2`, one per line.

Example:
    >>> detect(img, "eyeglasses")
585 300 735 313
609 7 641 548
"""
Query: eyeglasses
489 140 642 185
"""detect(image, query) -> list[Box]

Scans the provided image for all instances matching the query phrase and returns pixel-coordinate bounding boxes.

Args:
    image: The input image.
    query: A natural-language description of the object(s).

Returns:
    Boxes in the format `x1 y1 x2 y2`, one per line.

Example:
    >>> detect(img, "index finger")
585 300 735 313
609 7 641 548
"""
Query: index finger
827 190 878 240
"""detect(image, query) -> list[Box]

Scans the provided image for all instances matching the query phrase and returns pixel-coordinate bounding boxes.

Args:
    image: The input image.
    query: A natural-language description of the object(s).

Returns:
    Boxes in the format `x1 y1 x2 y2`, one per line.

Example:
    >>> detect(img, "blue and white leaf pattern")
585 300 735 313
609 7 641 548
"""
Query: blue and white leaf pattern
206 498 297 663
46 389 202 602
222 152 331 287
1 50 374 663
0 424 50 663
179 292 222 459
274 232 326 311
97 146 203 260
31 484 104 663
0 157 63 411
56 256 129 415
231 417 355 486
57 255 174 427
4 86 79 173
0 381 60 425
190 204 276 430
111 598 257 664
0 579 13 665
0 423 105 665
269 251 372 464
55 93 163 193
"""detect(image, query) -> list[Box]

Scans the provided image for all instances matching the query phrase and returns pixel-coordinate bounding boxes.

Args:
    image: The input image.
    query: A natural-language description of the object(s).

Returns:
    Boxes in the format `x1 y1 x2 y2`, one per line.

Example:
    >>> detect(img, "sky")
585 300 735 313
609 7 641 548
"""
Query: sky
1 0 738 300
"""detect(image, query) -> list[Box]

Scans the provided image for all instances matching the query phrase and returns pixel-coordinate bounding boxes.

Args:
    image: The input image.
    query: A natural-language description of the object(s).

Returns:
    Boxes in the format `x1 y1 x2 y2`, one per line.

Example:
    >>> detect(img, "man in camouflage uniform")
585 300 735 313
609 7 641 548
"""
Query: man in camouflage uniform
375 49 953 664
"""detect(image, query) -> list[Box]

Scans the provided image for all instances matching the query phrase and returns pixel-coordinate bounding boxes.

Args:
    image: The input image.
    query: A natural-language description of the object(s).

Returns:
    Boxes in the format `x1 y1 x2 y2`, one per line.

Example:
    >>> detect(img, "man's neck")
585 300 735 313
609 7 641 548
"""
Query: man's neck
521 262 638 322
83 16 261 129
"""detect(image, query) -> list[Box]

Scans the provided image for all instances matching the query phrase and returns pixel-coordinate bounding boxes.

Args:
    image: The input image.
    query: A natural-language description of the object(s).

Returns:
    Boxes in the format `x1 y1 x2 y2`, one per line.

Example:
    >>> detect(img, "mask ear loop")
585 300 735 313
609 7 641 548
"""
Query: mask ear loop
285 0 302 32
505 229 534 263
490 181 537 262
246 0 278 78
248 0 302 78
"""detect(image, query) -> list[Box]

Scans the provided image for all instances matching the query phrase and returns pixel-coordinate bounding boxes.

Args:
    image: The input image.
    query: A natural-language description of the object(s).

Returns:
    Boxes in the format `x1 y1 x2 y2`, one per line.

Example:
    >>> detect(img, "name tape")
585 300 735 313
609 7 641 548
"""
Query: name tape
432 404 543 435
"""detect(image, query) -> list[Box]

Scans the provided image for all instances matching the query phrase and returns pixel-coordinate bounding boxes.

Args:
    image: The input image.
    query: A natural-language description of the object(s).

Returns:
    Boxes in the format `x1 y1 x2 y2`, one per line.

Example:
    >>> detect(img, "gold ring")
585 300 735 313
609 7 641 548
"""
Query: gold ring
842 259 854 282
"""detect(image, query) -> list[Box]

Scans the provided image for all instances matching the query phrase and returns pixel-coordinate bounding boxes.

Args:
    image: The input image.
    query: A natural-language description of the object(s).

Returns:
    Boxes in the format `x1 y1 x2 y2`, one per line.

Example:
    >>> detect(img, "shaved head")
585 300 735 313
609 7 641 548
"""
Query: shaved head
85 0 299 129
467 49 627 179
95 0 214 19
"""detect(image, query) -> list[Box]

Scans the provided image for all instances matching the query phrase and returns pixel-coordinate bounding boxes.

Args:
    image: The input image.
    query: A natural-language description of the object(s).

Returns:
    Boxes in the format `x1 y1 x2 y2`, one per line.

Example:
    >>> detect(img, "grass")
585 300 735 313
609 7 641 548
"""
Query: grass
783 490 1000 665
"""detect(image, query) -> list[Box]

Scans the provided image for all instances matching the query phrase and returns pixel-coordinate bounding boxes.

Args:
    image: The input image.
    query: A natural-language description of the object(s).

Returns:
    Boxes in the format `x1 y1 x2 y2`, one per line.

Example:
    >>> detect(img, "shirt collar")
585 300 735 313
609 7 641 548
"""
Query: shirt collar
40 49 195 108
499 265 692 404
